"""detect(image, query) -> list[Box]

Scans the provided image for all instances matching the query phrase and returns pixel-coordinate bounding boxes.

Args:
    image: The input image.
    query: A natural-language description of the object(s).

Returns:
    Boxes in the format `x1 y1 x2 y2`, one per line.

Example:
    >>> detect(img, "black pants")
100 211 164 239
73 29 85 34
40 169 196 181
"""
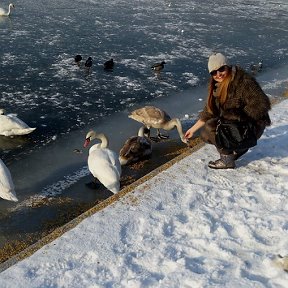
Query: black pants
200 118 265 155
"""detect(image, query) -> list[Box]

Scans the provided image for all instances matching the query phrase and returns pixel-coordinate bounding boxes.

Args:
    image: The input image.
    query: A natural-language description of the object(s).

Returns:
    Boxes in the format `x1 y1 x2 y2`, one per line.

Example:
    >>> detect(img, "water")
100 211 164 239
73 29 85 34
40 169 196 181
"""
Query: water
0 0 288 248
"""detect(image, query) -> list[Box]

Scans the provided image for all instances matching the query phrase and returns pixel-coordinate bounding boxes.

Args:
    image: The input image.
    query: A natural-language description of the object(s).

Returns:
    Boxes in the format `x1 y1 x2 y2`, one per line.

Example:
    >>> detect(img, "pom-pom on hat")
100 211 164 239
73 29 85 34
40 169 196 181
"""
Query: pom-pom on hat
208 53 228 73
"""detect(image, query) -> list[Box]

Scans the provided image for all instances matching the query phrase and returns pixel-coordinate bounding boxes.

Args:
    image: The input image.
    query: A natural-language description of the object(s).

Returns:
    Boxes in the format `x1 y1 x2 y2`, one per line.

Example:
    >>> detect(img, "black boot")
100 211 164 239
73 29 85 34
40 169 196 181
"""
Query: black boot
208 154 235 169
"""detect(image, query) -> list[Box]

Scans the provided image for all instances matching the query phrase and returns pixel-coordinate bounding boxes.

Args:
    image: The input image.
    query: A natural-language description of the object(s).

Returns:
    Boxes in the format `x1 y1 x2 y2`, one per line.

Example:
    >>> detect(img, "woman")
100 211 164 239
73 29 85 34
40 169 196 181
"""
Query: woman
185 52 271 169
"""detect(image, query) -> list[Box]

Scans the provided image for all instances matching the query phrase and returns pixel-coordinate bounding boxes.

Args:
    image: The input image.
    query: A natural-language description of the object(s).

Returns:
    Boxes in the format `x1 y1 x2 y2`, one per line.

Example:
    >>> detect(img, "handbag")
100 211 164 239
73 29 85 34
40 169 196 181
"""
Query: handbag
215 119 257 151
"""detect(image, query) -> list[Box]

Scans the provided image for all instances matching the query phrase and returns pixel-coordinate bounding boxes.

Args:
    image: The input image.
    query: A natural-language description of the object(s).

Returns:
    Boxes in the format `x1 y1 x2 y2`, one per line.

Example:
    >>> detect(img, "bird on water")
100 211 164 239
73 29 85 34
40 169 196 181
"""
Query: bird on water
74 55 82 66
104 58 114 70
151 61 166 72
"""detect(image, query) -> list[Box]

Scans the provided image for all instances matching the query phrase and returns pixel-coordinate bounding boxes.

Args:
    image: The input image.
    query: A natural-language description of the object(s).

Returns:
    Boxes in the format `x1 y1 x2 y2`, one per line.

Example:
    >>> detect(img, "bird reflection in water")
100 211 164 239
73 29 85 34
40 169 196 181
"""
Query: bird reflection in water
0 135 30 151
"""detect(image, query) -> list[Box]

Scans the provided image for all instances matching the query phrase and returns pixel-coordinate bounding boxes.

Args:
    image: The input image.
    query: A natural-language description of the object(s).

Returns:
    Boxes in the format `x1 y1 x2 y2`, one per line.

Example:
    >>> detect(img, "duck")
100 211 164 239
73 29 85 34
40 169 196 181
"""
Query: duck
0 109 36 136
84 57 93 74
0 3 15 17
128 106 187 143
250 61 263 75
83 130 121 194
151 61 166 72
119 126 152 165
74 55 82 66
85 57 93 68
104 58 114 70
0 159 18 202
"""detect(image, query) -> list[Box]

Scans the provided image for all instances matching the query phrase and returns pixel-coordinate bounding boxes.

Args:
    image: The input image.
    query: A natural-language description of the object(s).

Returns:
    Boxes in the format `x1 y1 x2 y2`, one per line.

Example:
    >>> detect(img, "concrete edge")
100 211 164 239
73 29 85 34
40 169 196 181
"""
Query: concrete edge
0 139 205 273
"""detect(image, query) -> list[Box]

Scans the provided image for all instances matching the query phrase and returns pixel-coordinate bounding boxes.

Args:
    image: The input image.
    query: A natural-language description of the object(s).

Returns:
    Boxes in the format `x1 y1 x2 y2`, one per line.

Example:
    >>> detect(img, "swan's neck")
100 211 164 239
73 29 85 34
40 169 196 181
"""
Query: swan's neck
6 6 11 16
95 133 109 148
7 4 14 16
163 118 186 143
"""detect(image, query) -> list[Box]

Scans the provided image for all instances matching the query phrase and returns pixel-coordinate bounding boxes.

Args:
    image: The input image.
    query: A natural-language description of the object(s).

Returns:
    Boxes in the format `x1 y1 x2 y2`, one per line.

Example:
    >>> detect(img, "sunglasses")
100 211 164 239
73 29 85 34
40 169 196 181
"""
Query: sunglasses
210 65 227 76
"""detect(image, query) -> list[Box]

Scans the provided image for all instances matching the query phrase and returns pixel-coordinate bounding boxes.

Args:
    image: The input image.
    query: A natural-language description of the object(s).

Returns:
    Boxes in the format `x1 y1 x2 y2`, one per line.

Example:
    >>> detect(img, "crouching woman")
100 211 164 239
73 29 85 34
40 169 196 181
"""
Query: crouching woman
185 53 271 169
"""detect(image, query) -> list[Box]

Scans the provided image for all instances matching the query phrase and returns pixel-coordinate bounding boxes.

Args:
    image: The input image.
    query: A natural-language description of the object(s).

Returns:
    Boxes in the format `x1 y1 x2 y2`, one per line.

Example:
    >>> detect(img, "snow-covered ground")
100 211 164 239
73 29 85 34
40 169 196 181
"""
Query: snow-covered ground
0 99 288 287
1 0 288 244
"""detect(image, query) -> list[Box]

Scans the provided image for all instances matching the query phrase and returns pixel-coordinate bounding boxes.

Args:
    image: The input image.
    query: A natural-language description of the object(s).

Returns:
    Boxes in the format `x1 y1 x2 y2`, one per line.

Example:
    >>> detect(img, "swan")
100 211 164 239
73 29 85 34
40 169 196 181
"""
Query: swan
104 58 114 70
83 130 121 194
0 3 15 16
0 109 36 136
128 106 188 143
119 126 152 165
151 61 166 72
0 159 18 202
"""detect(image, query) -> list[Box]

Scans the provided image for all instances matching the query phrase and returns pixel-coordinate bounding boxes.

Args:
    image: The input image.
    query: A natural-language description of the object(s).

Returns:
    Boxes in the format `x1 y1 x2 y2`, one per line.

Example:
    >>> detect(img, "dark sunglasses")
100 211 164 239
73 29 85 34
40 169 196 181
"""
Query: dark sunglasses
210 65 227 76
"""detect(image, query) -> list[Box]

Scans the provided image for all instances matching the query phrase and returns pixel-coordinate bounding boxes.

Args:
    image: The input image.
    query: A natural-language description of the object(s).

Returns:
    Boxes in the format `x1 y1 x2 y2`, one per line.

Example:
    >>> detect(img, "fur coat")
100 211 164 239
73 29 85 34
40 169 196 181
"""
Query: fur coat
199 66 271 128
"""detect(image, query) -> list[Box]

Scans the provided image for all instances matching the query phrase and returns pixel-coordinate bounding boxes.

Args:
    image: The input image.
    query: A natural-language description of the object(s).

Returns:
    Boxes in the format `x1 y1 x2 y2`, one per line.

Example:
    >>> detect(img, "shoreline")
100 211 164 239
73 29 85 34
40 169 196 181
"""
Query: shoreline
0 62 287 269
1 92 287 271
0 136 204 272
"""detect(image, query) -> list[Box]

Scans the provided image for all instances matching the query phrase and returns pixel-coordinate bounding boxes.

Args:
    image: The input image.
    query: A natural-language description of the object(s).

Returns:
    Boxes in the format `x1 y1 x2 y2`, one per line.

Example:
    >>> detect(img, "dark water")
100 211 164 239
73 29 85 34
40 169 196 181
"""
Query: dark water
1 0 287 155
0 0 288 248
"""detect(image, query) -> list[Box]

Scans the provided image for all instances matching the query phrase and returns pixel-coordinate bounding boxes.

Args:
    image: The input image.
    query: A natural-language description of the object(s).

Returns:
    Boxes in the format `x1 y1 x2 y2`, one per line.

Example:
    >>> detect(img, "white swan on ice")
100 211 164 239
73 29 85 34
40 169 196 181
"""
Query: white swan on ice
0 159 18 202
0 109 36 136
0 3 15 16
83 130 121 194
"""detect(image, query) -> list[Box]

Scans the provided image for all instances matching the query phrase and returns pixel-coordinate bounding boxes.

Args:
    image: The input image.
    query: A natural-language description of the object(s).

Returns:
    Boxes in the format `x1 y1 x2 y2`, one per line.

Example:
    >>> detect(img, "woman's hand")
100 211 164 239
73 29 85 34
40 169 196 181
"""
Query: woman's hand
184 119 206 139
185 128 194 139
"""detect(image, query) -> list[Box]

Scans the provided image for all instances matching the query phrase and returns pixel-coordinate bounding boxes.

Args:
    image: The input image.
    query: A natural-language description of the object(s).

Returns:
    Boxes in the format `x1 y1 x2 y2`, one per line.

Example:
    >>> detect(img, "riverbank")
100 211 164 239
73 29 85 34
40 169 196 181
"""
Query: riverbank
0 63 287 265
0 97 287 287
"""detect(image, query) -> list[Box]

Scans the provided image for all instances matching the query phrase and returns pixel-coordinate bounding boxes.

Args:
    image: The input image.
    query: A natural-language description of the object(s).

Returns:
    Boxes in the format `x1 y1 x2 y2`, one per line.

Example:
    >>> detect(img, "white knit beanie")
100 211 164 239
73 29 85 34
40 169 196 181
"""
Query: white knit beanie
208 53 228 73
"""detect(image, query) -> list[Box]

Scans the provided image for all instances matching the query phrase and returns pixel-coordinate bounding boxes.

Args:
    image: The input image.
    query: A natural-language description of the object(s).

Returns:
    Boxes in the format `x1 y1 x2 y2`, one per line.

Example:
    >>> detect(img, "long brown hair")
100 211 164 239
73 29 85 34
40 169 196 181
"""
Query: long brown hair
206 66 232 114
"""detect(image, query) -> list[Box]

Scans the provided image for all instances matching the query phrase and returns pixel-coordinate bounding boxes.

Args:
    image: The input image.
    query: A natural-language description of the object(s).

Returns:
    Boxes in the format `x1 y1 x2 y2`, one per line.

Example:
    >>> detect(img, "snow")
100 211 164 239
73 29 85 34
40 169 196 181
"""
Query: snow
0 99 288 287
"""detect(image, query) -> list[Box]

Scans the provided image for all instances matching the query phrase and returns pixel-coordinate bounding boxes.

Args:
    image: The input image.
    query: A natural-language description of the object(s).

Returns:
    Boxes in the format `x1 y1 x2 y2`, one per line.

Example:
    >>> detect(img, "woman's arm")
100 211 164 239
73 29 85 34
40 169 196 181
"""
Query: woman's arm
185 119 205 139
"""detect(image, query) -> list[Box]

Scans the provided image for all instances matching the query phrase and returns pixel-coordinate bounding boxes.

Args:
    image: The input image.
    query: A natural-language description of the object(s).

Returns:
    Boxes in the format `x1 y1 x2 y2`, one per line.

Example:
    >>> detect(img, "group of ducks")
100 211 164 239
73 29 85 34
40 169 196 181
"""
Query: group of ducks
74 55 166 74
83 105 187 194
74 55 114 73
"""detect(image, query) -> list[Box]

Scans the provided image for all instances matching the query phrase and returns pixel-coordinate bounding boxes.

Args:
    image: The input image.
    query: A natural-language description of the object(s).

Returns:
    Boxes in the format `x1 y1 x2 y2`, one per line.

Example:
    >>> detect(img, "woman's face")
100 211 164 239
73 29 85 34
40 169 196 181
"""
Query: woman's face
210 65 229 83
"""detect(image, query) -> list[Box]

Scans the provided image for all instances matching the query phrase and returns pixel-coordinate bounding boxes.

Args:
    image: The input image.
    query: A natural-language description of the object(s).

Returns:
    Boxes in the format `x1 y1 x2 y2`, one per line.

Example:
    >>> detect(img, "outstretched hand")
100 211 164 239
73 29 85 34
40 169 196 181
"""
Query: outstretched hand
184 128 194 139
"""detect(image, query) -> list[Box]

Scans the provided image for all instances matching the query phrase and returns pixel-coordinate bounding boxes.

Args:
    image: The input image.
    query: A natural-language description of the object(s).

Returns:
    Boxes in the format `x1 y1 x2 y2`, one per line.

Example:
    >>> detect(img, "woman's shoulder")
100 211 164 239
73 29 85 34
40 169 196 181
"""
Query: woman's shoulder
232 66 259 86
233 66 254 79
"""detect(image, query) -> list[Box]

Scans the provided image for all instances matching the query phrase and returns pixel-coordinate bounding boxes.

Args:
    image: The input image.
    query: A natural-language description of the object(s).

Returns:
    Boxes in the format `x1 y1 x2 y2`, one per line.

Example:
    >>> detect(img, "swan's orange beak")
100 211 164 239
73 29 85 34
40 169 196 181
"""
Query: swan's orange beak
83 138 90 148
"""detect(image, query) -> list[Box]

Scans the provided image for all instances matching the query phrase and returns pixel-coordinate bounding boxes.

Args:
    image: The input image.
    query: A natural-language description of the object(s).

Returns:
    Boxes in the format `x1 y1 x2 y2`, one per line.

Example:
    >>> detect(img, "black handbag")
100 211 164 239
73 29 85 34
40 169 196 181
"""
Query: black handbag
215 119 257 151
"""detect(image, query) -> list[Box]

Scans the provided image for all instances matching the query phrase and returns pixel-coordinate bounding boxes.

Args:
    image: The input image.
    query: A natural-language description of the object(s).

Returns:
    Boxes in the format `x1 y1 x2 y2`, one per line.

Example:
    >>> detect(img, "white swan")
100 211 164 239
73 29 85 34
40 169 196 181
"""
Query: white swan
0 159 18 202
83 130 121 194
0 3 15 16
0 109 36 136
119 126 152 165
128 106 188 143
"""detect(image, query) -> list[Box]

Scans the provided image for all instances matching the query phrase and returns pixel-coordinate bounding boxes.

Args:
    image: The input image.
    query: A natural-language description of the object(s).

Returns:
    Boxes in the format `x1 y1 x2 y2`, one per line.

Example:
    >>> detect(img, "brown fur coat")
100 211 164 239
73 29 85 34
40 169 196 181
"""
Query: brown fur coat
199 66 271 128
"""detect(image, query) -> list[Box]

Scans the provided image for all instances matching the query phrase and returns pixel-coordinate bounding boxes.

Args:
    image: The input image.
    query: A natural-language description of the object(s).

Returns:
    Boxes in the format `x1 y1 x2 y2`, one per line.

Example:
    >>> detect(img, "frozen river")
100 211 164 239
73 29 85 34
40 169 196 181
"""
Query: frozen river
0 0 287 259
